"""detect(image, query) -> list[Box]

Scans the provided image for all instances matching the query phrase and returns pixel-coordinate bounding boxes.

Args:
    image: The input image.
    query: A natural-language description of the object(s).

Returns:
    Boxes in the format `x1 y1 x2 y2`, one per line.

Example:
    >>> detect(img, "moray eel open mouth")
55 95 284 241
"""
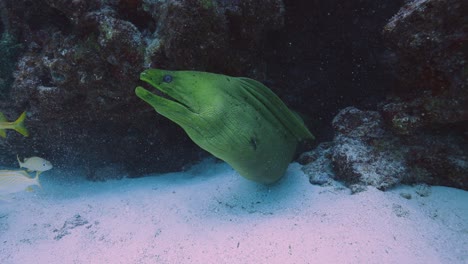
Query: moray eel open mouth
136 71 195 114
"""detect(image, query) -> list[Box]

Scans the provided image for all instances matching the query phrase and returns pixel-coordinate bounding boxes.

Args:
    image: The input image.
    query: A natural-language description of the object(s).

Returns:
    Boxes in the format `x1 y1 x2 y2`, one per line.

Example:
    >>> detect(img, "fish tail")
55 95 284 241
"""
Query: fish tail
12 111 29 137
34 171 42 189
0 113 6 138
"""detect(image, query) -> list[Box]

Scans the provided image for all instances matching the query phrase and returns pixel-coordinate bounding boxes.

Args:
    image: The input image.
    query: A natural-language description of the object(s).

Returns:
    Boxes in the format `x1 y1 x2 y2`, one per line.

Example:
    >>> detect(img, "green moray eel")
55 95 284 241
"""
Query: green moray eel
135 69 314 184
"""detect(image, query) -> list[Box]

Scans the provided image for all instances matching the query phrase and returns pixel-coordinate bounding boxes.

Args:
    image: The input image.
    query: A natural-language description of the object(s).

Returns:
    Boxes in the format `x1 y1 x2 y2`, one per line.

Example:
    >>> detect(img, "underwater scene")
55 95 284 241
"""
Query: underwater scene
0 0 467 263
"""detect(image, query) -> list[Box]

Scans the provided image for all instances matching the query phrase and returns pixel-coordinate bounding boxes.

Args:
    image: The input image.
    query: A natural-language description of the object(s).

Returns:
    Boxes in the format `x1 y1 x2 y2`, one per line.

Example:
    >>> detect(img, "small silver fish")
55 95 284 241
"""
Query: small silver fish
0 170 40 196
17 155 53 173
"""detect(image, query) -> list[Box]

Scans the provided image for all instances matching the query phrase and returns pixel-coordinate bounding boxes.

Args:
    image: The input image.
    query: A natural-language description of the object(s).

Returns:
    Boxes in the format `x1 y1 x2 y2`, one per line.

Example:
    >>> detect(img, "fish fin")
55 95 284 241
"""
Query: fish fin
0 129 5 138
17 154 23 168
34 171 42 189
291 111 307 124
18 170 33 178
12 111 29 137
237 78 315 141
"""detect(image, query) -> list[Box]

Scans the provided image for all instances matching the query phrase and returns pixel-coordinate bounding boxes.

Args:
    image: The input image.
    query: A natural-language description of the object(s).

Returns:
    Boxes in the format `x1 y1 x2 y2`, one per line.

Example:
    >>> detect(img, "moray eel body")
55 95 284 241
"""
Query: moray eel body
135 69 314 184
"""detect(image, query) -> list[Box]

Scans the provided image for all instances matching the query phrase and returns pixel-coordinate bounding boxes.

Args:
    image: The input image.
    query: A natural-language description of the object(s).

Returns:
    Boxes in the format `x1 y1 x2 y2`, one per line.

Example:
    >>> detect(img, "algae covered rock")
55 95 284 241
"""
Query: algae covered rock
141 0 285 77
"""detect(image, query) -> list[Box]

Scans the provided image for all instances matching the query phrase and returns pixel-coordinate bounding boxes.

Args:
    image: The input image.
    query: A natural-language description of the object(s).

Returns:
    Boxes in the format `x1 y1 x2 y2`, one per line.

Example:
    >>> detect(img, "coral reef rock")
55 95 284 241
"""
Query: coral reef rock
301 107 468 191
382 0 468 135
331 107 407 190
301 0 467 191
299 142 335 186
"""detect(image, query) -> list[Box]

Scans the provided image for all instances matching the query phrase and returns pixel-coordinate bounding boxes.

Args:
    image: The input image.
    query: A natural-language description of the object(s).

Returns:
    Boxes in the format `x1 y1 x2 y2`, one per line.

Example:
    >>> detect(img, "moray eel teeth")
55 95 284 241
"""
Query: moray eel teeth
135 69 314 184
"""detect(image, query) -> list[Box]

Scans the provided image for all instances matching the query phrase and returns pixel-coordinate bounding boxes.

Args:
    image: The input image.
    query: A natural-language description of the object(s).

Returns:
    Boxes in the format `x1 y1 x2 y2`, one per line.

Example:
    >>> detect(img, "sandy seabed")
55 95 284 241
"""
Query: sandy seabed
1 159 467 264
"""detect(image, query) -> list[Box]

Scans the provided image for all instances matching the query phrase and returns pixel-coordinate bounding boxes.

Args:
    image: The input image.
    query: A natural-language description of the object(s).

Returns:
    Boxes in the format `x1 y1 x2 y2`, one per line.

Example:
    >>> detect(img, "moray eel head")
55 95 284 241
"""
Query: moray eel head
135 69 314 184
136 69 196 113
136 69 224 126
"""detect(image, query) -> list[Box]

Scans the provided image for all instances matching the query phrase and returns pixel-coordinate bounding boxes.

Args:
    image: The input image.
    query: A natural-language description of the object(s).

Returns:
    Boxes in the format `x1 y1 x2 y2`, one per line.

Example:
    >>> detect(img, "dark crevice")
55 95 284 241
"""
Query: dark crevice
264 0 405 141
117 0 155 32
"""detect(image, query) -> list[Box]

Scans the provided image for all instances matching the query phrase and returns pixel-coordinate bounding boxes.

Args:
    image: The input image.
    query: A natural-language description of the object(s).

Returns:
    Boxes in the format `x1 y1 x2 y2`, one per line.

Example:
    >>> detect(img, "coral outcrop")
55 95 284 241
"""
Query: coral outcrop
302 107 467 191
302 0 467 191
382 0 467 135
330 107 406 190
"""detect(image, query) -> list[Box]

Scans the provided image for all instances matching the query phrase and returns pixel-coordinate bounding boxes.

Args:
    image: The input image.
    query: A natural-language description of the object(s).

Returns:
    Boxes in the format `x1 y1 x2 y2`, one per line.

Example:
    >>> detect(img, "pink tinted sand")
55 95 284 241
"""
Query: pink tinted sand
0 160 467 263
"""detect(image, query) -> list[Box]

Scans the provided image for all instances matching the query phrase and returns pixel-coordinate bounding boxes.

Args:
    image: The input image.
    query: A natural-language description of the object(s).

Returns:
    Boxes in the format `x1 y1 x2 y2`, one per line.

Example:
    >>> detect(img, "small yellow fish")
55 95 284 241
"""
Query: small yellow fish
17 155 53 173
0 170 40 196
0 111 29 138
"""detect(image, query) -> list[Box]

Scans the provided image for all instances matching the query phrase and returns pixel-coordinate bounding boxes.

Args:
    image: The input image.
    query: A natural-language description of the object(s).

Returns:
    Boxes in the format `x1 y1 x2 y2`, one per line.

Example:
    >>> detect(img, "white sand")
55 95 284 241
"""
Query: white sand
0 159 467 264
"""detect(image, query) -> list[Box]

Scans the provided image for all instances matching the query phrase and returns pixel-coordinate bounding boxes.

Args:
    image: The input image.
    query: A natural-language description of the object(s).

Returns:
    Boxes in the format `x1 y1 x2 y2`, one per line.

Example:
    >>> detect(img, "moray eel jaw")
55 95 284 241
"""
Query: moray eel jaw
137 69 195 112
136 69 227 128
135 69 203 126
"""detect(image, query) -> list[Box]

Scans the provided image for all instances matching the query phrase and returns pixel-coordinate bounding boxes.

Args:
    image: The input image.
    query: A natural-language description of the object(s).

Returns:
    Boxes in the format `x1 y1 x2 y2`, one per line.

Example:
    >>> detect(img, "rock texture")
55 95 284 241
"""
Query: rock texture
141 0 285 76
302 107 467 190
302 0 467 191
331 107 406 190
382 0 468 135
298 142 334 186
379 0 467 189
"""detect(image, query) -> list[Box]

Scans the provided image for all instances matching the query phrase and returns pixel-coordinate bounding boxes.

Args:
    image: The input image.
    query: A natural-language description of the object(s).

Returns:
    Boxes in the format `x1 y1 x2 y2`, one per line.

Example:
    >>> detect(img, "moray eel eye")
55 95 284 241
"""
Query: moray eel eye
163 74 173 83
